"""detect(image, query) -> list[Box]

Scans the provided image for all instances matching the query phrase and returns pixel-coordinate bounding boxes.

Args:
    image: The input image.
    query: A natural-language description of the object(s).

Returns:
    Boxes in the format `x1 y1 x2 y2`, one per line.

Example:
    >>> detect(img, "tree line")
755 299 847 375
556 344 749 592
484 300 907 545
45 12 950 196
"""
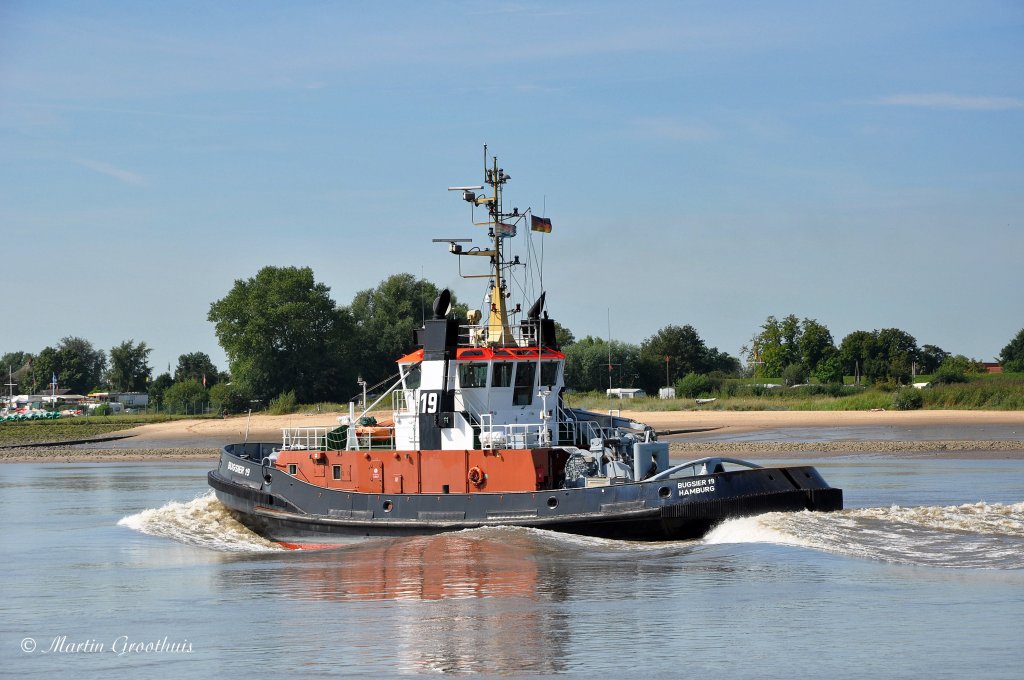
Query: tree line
5 265 1024 410
0 338 231 413
741 314 1023 387
2 338 152 396
560 326 740 394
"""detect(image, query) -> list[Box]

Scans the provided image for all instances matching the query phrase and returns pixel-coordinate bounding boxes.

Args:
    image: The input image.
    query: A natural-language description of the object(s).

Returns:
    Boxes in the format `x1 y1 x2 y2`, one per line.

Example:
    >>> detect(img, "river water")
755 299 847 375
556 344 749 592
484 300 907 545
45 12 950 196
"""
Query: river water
3 445 1023 678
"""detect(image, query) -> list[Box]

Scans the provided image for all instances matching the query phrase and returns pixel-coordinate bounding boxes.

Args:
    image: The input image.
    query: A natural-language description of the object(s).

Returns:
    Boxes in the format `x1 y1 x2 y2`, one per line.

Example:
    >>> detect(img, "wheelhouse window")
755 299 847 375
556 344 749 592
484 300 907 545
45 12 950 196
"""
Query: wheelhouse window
540 361 560 388
513 361 537 406
400 363 422 391
458 362 488 388
493 362 514 387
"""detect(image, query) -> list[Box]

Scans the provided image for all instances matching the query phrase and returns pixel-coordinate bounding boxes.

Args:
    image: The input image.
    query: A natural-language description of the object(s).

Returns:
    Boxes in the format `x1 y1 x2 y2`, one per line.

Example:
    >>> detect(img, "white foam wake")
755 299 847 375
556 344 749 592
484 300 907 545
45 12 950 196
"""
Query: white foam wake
705 501 1024 569
118 492 283 553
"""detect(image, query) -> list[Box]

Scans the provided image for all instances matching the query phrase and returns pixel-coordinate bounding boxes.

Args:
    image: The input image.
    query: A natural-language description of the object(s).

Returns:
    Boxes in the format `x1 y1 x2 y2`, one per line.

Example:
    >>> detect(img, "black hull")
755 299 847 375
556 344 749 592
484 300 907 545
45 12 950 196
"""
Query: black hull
208 444 843 544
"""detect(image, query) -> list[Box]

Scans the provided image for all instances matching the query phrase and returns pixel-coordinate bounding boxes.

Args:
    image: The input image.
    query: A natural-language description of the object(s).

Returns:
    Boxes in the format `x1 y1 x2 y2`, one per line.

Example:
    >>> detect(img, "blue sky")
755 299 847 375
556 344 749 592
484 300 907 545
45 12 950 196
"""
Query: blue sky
2 1 1022 377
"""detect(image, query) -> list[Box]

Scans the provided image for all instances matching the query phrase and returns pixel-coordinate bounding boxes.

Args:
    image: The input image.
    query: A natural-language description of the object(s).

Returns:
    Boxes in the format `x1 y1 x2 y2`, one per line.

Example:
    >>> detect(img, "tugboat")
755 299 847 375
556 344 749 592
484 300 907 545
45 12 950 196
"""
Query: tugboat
208 149 842 544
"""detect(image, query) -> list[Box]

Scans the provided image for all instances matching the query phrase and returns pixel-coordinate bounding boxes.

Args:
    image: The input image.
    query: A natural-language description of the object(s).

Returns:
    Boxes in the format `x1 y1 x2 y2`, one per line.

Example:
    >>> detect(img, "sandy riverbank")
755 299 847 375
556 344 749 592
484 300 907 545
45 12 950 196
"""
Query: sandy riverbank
620 408 1024 435
2 409 1021 463
0 446 221 463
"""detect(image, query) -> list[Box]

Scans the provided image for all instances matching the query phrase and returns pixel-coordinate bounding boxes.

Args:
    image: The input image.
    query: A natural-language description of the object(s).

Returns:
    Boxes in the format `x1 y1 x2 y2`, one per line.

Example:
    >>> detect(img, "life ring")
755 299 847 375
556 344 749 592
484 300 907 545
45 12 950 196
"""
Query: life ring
467 466 485 486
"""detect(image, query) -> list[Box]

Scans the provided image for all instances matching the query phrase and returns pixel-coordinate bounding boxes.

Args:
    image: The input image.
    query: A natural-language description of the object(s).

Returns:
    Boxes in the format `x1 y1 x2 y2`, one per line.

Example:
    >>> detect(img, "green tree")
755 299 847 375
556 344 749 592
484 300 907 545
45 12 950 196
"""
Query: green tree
554 322 575 348
209 266 353 403
174 352 220 387
563 337 645 393
940 354 985 374
747 315 801 378
918 344 949 374
0 351 31 392
676 372 720 398
343 273 467 388
782 362 808 386
638 324 739 392
747 315 836 380
640 324 708 385
999 328 1024 372
107 340 152 392
838 330 876 381
931 358 970 385
28 337 106 394
1 351 29 374
798 319 836 375
876 328 918 384
209 382 252 413
838 328 919 384
813 355 845 385
148 372 173 407
705 348 741 375
162 379 208 414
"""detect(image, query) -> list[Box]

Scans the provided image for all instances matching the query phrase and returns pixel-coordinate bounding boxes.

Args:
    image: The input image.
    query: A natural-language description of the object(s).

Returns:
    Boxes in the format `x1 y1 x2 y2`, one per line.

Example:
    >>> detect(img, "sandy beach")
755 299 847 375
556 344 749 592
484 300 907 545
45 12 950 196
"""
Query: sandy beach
2 408 1022 463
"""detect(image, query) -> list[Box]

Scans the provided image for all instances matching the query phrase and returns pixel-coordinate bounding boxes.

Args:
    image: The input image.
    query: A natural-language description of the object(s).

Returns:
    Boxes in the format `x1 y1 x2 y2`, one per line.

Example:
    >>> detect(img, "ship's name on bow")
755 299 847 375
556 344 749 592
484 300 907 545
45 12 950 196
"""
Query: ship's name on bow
227 461 251 477
677 478 715 496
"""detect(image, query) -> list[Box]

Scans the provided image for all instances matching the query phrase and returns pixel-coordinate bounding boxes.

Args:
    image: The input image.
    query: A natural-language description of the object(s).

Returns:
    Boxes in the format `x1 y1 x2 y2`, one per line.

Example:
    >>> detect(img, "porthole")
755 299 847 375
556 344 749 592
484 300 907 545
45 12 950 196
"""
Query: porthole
658 486 671 498
547 497 558 509
383 500 394 512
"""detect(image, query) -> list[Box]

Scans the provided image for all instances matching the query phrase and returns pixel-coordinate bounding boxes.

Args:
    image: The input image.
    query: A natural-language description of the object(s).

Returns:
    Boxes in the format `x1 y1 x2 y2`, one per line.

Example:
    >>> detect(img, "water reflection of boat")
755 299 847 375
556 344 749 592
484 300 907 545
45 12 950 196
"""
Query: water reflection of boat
209 149 842 544
218 532 570 674
280 533 540 602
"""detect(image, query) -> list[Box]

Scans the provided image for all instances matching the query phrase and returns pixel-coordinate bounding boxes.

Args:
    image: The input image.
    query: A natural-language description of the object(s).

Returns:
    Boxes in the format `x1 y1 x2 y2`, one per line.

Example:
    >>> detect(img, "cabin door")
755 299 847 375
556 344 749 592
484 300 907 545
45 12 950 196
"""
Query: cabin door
369 460 384 493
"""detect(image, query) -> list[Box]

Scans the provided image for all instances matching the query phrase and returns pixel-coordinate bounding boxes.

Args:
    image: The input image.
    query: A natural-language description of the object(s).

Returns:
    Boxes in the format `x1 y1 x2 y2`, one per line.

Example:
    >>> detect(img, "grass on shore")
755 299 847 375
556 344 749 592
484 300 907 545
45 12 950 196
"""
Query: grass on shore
0 413 207 447
565 376 1024 413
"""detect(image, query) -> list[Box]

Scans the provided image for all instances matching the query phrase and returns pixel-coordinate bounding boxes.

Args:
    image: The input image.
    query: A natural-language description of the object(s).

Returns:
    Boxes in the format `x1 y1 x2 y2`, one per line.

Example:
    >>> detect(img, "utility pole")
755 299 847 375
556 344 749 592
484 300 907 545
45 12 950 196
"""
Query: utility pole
5 365 17 405
607 307 613 390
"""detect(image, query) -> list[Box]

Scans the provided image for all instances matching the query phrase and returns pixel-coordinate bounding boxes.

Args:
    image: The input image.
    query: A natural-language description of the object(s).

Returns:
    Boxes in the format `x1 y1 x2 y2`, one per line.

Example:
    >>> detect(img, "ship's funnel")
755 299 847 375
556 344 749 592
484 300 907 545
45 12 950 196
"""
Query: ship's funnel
433 289 452 319
527 292 546 320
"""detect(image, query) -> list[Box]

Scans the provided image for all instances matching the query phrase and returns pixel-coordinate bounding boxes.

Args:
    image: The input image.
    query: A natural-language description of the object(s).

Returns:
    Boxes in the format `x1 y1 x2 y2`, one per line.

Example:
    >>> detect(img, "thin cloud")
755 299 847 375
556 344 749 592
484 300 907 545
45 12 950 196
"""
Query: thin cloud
72 158 146 186
878 93 1024 111
631 117 717 142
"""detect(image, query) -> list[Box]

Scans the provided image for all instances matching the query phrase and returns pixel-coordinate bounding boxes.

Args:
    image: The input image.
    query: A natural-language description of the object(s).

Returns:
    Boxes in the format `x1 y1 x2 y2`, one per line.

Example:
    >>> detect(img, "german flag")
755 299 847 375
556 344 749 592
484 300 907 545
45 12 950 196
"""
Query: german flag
531 215 552 233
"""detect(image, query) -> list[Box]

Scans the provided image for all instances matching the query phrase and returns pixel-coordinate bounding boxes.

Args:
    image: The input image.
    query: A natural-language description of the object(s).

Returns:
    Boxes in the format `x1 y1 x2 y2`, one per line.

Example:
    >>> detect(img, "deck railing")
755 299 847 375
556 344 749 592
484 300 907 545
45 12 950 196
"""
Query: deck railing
281 425 397 452
458 320 545 348
476 413 551 450
279 410 628 453
556 406 613 447
281 427 329 451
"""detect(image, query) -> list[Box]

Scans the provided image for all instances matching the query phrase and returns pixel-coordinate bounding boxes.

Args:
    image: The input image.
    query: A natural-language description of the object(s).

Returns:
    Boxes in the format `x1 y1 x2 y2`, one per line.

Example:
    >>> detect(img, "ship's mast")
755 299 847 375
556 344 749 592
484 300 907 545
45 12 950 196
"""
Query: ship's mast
483 147 514 344
444 146 522 346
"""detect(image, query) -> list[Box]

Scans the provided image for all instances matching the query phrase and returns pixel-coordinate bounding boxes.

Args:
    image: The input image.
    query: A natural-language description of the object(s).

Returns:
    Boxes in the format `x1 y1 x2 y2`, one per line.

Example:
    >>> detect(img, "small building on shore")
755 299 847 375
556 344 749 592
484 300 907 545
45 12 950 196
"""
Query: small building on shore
88 391 149 407
607 388 646 399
